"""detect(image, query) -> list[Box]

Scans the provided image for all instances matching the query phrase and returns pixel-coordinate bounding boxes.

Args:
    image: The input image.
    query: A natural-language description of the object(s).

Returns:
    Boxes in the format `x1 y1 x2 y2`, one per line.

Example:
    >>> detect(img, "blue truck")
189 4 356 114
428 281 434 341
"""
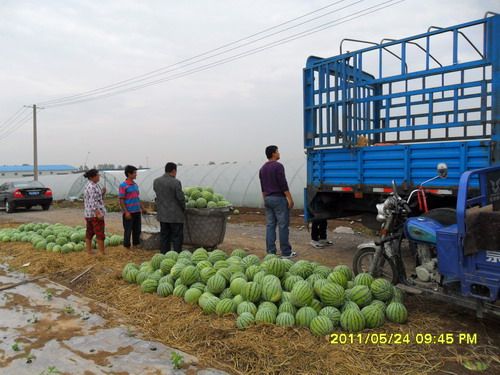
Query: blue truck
304 13 500 224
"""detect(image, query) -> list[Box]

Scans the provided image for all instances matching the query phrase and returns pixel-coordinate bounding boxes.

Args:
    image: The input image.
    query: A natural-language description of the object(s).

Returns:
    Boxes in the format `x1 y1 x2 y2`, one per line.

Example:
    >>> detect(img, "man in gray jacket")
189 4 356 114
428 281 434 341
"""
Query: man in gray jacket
153 162 186 253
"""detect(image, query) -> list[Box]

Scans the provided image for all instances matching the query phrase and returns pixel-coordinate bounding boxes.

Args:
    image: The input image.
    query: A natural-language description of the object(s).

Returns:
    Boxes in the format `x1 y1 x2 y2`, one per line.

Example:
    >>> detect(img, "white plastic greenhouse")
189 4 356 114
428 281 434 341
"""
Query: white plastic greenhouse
2 158 307 209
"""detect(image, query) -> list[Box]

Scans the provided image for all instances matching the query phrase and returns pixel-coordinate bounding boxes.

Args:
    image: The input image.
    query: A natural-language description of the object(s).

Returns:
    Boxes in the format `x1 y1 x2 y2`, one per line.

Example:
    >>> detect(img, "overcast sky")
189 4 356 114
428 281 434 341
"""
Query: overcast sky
0 0 498 168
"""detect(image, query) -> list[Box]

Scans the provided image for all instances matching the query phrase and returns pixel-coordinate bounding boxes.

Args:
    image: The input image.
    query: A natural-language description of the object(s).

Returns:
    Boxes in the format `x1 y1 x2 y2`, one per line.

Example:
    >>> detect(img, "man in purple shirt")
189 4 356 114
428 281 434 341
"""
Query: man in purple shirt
259 145 297 258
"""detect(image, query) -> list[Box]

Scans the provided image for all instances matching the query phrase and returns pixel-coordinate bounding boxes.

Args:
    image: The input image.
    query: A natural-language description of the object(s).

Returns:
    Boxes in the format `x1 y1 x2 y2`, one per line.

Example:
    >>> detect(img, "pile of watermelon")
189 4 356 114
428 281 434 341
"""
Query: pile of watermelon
183 187 232 209
0 223 123 253
122 249 408 336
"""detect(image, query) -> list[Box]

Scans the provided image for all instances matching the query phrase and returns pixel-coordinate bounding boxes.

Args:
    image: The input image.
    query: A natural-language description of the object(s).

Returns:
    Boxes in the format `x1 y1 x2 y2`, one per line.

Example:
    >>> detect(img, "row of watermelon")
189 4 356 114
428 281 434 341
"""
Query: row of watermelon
0 223 123 252
122 248 408 335
183 186 232 209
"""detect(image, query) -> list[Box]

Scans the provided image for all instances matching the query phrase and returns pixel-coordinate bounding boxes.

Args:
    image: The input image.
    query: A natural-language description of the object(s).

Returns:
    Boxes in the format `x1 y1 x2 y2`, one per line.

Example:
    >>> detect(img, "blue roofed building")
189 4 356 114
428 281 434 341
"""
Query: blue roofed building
0 164 77 179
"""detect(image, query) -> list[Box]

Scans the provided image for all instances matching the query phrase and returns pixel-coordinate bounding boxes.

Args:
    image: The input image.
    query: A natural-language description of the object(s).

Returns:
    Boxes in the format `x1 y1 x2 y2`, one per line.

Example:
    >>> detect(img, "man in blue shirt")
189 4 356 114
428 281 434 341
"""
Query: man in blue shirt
259 145 297 259
119 165 146 249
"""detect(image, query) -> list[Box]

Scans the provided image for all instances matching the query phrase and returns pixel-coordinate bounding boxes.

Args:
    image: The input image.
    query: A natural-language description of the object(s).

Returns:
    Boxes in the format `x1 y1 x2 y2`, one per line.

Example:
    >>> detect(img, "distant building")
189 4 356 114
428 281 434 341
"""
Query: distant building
0 164 77 179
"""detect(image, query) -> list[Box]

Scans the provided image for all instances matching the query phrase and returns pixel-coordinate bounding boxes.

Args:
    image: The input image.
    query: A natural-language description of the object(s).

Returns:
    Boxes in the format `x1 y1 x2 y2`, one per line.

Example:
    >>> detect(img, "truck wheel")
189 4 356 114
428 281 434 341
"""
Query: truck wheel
5 200 15 213
352 247 398 284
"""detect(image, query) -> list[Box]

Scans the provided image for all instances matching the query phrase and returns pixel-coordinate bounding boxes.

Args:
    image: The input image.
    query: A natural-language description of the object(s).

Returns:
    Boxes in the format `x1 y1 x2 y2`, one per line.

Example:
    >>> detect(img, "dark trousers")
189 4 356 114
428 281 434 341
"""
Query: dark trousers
123 212 142 248
160 222 183 253
311 219 328 241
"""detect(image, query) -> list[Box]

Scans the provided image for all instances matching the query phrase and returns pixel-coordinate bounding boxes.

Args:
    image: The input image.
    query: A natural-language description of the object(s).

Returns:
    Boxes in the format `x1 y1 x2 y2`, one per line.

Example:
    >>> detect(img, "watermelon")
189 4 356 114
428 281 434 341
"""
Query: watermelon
207 274 226 294
284 275 304 292
313 265 331 278
157 282 174 297
319 306 341 327
200 267 217 283
148 270 163 282
391 287 405 303
289 260 314 279
310 316 334 336
370 300 387 313
208 249 227 264
173 284 188 297
136 271 150 285
202 296 220 314
160 258 177 275
160 275 175 285
295 306 317 327
216 298 236 316
236 312 255 329
266 258 287 278
327 271 348 289
333 265 353 281
348 285 373 307
261 275 282 302
242 282 262 303
278 302 297 315
184 288 203 304
291 281 314 307
253 271 267 284
341 301 361 313
258 301 278 315
237 301 257 316
310 299 323 313
231 248 247 258
255 308 276 324
151 254 166 270
276 312 295 327
313 279 329 297
361 305 385 328
319 282 345 307
306 274 324 289
245 265 261 281
371 278 394 302
340 308 366 332
242 254 260 268
354 273 374 287
233 294 244 306
164 251 179 261
216 268 232 282
220 288 234 299
385 302 408 323
141 279 158 293
230 278 247 296
180 266 199 286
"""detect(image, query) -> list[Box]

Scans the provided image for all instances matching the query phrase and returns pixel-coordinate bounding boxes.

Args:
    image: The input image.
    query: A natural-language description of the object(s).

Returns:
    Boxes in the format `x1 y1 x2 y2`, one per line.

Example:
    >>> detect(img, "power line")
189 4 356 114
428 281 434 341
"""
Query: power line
0 106 27 130
0 111 33 142
39 0 353 106
43 0 404 108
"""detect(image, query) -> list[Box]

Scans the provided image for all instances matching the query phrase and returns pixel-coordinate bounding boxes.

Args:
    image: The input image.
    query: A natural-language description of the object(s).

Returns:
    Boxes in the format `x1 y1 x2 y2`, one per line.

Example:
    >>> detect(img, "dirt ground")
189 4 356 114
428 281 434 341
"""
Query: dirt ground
0 206 499 375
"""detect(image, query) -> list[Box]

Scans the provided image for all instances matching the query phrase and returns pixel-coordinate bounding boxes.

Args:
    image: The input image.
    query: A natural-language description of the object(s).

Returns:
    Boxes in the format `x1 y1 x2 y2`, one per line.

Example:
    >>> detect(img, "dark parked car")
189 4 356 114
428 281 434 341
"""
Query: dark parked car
0 180 53 213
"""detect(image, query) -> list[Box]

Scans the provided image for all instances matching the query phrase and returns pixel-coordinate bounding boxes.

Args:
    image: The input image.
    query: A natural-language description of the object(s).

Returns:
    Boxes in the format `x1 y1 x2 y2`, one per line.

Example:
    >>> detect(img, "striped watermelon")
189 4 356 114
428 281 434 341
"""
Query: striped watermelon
310 316 334 336
278 302 297 315
327 271 348 289
220 288 234 299
266 258 287 278
208 249 227 264
313 279 329 297
261 275 283 302
281 258 294 272
160 258 177 275
391 287 405 303
228 264 245 275
151 253 166 270
190 282 206 292
306 274 324 289
319 306 341 326
245 265 261 281
231 248 248 258
242 282 262 302
348 285 373 307
230 278 247 296
236 312 255 329
255 308 276 324
170 263 187 280
313 265 331 278
200 267 217 283
289 260 314 278
281 291 292 303
216 268 232 282
347 281 354 289
341 301 360 313
180 265 200 286
253 271 267 284
370 300 387 313
202 296 220 314
276 312 295 327
385 302 408 323
242 254 260 268
310 299 323 313
184 288 203 304
291 281 314 307
214 260 230 270
340 308 366 332
284 275 304 292
319 282 345 307
178 250 193 261
333 265 353 281
136 270 150 285
159 275 175 285
295 306 317 327
173 284 188 297
207 274 227 294
237 301 257 316
264 253 278 261
370 278 394 301
157 282 174 297
354 273 374 287
192 248 208 263
361 305 385 328
196 260 213 271
216 298 236 316
230 272 248 282
258 301 278 315
233 294 244 306
141 279 158 293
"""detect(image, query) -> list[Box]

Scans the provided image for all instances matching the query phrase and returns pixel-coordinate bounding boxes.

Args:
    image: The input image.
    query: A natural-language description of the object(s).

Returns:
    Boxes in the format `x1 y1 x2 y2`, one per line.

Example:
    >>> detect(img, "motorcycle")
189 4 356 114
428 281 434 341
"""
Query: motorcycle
352 163 500 317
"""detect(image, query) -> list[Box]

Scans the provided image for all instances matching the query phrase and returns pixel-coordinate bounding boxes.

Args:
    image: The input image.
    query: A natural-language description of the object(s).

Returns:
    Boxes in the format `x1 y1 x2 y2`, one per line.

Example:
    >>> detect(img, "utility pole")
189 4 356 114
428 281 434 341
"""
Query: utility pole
33 104 38 181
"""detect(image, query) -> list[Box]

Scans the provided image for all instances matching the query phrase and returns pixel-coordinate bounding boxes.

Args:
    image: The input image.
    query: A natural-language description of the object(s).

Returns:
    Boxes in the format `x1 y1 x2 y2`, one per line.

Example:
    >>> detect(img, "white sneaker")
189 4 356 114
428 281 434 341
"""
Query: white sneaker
310 240 325 249
319 239 333 246
281 251 297 259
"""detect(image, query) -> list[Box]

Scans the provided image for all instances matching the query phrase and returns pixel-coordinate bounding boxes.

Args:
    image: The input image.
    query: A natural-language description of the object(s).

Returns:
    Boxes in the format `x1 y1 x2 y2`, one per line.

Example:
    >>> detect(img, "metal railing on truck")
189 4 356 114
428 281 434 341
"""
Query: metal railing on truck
303 13 499 163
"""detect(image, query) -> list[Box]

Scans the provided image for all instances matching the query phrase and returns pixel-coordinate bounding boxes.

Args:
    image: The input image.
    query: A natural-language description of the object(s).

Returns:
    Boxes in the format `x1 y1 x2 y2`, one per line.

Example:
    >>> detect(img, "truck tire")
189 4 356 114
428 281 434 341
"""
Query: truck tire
353 246 398 284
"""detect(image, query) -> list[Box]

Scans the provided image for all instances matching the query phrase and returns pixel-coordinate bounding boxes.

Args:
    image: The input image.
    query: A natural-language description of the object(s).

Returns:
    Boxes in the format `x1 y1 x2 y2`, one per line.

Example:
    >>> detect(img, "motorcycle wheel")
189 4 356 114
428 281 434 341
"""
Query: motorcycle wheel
352 247 399 284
